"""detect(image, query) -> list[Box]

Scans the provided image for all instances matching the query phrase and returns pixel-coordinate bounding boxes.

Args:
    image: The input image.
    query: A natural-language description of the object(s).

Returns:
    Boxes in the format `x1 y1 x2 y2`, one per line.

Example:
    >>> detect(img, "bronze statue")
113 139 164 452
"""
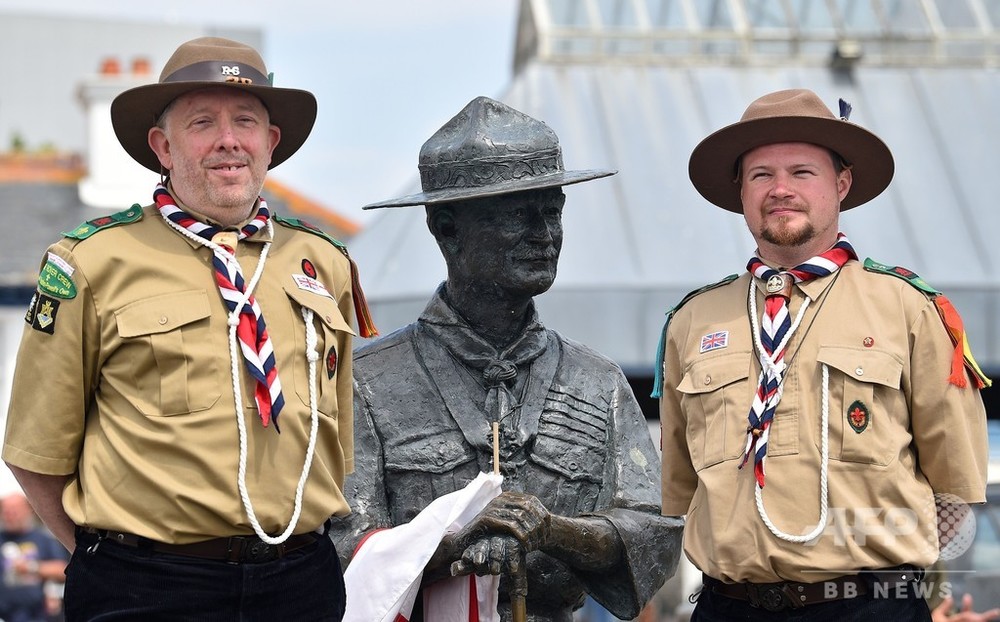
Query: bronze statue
329 97 681 622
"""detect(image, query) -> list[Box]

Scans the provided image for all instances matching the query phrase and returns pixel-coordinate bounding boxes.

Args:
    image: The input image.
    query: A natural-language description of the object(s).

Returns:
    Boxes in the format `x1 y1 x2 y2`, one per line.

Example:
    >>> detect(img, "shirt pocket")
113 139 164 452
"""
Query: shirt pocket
817 345 904 466
677 351 752 471
114 290 221 416
382 428 478 524
283 286 355 418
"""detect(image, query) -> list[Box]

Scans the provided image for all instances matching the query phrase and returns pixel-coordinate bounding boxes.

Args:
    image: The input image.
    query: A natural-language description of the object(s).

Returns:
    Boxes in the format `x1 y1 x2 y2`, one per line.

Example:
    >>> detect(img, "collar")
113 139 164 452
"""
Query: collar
160 185 273 248
418 284 549 372
751 259 855 300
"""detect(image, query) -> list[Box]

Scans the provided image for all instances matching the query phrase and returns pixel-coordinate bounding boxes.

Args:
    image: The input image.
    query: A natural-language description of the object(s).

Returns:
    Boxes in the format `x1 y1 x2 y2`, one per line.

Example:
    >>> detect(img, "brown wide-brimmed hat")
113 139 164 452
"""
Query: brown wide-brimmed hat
688 88 894 213
363 96 616 209
111 37 317 173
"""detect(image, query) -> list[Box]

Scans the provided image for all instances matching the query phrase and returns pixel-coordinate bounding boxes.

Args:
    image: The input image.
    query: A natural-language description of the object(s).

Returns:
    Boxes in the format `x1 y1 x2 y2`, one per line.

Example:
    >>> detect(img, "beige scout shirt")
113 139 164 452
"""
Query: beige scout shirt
3 200 356 544
659 260 988 583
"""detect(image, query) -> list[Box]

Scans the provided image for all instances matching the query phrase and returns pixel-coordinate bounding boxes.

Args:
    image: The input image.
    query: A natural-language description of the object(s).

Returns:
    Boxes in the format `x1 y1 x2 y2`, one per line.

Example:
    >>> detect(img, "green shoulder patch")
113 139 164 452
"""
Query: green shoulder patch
274 215 349 256
862 258 940 296
651 274 739 398
63 204 144 240
38 252 77 299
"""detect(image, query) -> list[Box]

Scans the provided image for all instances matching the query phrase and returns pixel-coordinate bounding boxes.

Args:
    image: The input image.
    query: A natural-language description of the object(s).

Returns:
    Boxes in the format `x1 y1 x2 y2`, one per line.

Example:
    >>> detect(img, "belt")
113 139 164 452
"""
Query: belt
702 568 922 612
79 527 321 564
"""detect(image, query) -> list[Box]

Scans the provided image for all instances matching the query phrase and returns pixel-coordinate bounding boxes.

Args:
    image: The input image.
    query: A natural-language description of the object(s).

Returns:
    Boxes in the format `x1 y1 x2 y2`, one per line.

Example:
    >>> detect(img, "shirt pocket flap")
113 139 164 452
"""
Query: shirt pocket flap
678 352 751 395
115 290 211 338
283 286 356 335
817 345 903 389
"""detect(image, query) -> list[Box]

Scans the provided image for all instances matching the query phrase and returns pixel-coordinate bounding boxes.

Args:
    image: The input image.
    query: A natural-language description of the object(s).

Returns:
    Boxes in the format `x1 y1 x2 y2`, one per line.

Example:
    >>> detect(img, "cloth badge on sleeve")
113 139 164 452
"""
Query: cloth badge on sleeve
700 330 729 353
292 274 333 299
301 258 317 279
30 294 60 334
38 252 77 299
23 292 38 324
847 400 870 433
326 346 337 379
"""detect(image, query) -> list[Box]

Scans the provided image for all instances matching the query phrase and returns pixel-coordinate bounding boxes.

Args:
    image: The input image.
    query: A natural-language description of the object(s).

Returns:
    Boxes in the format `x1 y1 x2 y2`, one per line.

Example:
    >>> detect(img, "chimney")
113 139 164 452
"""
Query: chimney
76 56 159 210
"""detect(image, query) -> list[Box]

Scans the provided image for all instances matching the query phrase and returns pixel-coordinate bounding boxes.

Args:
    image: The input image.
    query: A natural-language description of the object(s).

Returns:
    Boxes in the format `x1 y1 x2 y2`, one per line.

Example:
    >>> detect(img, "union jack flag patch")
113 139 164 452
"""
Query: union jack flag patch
700 331 729 353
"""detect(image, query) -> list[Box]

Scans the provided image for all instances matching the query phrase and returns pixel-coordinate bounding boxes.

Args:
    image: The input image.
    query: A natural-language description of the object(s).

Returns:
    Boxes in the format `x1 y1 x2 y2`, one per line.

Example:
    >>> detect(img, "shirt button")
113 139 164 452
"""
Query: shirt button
568 461 578 471
855 367 864 376
158 316 168 325
704 375 712 385
325 315 333 324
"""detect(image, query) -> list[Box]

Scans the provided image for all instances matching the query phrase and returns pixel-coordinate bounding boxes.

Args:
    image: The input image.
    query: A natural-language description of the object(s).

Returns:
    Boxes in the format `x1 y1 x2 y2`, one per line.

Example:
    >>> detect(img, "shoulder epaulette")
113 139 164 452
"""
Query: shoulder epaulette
62 204 143 240
862 258 939 296
651 274 739 398
273 214 378 339
274 214 349 254
864 257 990 389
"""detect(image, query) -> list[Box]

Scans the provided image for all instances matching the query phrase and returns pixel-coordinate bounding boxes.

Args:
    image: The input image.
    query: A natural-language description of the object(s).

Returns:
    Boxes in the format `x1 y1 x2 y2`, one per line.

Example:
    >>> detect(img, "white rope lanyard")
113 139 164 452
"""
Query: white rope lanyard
748 279 830 543
162 215 320 544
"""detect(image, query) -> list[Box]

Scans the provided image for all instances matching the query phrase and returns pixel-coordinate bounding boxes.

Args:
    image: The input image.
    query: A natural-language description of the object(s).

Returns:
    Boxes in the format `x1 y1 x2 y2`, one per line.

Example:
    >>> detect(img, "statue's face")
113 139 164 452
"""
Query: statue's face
451 188 565 299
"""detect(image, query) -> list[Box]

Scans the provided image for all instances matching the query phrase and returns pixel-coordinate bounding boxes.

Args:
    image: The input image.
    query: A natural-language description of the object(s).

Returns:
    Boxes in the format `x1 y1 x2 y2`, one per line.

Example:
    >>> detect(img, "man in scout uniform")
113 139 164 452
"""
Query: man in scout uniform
329 96 681 621
656 88 990 620
3 37 374 620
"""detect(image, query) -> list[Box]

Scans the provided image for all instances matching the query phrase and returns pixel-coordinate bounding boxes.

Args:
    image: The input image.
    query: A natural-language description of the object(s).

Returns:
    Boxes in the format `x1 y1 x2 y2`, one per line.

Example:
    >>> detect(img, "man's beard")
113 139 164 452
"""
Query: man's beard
760 217 815 247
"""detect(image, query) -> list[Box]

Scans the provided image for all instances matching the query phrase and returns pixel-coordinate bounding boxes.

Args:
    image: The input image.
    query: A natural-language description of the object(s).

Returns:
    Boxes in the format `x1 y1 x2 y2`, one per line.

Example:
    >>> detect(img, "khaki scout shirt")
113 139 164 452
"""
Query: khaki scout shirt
659 260 988 583
3 200 356 544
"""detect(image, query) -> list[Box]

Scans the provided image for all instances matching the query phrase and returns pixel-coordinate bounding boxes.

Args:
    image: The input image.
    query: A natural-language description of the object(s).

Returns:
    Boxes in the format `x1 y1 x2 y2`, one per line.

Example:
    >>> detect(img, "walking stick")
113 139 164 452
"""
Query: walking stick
494 422 528 622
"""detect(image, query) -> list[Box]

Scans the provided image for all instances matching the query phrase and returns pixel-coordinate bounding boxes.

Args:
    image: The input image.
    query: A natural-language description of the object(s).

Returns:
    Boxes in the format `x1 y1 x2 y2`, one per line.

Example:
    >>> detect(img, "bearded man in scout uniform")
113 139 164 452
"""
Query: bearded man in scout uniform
329 96 681 622
3 37 374 620
656 88 990 620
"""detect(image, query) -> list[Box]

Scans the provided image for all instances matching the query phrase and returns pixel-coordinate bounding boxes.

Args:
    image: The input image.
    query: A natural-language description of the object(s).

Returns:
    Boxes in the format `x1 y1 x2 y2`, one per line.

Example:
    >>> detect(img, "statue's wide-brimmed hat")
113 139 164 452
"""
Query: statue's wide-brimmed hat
111 36 317 173
688 88 894 213
363 96 616 209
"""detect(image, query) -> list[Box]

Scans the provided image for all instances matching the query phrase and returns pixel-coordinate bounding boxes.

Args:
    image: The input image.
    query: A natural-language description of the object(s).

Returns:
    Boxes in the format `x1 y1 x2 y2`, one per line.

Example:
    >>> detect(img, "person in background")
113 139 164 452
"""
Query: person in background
2 37 374 620
657 88 990 620
0 492 68 622
932 595 1000 622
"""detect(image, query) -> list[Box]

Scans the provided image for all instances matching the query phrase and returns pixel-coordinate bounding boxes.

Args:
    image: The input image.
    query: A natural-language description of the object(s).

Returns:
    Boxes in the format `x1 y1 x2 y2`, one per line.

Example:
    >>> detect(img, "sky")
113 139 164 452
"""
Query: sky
0 0 521 225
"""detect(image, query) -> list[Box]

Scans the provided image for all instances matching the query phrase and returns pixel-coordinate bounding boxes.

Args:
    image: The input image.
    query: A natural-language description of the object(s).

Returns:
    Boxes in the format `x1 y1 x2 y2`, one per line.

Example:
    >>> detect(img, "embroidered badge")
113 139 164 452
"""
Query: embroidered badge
292 274 332 298
847 400 870 434
24 292 38 324
326 346 337 379
38 253 77 299
700 330 729 353
31 294 60 334
301 259 317 279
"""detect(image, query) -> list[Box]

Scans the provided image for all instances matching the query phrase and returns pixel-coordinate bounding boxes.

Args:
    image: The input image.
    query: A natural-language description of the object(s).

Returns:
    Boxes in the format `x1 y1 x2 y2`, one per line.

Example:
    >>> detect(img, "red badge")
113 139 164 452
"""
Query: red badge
863 336 874 348
301 259 317 279
893 266 915 278
326 346 337 379
847 400 870 433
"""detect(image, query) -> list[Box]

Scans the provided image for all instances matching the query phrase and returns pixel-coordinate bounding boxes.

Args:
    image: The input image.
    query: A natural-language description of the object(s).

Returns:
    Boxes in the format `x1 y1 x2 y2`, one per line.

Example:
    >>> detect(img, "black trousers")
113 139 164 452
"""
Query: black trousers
65 531 346 621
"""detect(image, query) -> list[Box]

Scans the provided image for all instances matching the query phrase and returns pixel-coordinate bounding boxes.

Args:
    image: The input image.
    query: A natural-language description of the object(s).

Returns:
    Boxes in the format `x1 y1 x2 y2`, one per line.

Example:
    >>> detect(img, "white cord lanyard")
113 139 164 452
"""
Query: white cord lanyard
162 215 319 544
748 278 830 543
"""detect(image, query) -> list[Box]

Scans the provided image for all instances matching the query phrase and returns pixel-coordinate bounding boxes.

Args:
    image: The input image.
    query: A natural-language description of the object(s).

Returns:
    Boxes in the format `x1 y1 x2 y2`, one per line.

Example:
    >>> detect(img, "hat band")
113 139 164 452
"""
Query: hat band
419 151 563 192
163 60 272 87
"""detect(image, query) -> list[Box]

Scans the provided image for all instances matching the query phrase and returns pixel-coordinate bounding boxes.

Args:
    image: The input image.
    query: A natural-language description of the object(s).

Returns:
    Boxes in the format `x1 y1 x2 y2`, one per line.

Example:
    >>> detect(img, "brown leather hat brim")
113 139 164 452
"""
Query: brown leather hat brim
363 168 617 209
111 81 317 173
688 115 894 213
